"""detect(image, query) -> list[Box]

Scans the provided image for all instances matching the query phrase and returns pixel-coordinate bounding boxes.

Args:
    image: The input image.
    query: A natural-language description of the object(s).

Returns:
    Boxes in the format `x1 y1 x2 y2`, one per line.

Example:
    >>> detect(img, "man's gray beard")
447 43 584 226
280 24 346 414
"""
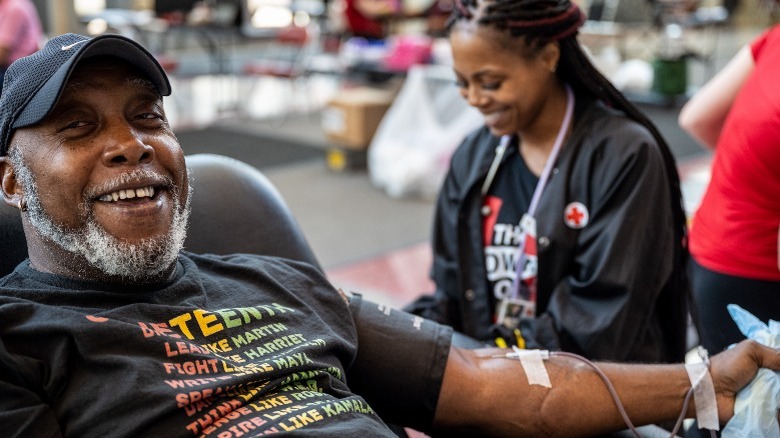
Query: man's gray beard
10 148 191 281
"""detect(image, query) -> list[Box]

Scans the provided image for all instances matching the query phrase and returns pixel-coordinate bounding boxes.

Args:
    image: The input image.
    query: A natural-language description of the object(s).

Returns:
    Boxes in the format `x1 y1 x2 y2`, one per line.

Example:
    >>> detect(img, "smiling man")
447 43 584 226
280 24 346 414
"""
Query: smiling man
6 55 189 282
0 33 778 438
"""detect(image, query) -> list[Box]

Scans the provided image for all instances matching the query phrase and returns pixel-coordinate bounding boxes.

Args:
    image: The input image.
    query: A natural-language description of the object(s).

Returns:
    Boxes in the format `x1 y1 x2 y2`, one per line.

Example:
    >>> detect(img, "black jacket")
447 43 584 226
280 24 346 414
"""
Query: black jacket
405 97 688 363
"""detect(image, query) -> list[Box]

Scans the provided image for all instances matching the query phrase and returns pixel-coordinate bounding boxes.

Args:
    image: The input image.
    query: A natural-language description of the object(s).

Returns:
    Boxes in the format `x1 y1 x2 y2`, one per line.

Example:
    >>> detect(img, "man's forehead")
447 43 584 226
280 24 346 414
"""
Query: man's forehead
66 58 158 89
61 71 158 95
51 60 161 110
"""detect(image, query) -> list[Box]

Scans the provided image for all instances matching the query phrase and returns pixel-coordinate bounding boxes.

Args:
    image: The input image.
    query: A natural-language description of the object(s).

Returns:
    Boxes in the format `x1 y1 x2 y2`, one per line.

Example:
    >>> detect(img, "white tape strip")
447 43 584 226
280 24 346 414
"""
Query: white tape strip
512 346 551 388
685 362 719 431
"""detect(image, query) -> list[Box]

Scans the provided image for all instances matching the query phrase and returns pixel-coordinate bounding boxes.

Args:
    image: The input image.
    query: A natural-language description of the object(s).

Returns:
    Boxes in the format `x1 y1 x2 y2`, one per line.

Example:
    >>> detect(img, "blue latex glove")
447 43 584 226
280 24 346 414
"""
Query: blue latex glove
721 304 780 438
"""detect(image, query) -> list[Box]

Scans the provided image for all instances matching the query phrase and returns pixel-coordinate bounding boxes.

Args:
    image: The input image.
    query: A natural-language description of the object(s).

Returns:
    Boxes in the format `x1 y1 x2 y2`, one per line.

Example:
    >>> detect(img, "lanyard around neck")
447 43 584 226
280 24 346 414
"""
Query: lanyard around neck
525 83 575 216
510 84 575 302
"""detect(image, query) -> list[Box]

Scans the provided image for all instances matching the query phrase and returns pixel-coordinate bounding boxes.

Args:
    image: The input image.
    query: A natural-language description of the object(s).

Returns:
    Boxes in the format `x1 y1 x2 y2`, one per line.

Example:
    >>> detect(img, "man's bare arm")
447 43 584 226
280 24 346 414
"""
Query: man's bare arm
433 340 780 437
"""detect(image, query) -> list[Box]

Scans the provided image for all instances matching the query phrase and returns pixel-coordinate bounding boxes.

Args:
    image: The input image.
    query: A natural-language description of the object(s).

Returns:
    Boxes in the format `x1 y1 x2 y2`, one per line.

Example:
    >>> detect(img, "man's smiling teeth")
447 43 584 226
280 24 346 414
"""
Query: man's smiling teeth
98 187 155 202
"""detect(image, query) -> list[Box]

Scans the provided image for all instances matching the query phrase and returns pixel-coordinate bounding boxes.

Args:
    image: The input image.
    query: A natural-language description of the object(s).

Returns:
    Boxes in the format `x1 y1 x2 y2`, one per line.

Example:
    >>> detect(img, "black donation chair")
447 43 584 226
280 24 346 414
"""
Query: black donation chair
0 153 320 277
183 153 320 267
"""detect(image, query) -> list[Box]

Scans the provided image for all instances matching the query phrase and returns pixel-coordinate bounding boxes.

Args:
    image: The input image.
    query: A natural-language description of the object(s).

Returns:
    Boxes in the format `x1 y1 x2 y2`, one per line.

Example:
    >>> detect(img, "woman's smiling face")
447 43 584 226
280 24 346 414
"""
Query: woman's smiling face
450 25 559 138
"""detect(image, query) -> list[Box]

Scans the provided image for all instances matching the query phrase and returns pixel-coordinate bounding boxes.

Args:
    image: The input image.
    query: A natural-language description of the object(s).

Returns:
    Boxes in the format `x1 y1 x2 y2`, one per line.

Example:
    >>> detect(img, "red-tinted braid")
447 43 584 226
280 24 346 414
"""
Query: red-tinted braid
486 0 577 34
505 4 584 40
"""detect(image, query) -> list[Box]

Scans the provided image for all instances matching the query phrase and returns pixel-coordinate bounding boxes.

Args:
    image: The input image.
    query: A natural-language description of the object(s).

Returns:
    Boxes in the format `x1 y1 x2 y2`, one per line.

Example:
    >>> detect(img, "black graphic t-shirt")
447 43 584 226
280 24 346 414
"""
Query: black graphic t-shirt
0 253 450 437
482 149 539 319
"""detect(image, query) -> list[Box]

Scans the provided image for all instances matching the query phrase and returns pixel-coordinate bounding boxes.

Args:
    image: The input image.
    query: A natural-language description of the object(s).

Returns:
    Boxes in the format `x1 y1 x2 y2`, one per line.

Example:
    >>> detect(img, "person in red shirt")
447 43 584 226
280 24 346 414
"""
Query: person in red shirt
679 25 780 355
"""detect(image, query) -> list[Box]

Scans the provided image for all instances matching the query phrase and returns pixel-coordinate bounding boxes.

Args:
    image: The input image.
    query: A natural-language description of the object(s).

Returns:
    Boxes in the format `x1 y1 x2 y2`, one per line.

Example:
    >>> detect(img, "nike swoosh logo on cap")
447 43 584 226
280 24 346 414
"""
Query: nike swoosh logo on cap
61 40 87 51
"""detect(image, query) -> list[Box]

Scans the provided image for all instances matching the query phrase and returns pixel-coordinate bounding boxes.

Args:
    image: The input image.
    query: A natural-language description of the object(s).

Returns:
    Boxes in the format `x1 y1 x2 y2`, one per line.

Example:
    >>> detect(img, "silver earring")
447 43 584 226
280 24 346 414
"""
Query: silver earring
18 198 27 212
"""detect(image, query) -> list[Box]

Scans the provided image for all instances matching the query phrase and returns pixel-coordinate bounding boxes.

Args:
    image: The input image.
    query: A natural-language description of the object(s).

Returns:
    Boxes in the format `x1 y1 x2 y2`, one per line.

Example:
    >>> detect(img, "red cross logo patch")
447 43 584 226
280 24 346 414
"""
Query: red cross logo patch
563 202 589 229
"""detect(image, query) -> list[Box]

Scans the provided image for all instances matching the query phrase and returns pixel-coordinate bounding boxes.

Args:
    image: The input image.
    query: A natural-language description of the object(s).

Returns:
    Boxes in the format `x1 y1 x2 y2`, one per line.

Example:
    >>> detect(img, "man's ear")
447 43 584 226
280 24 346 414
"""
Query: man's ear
0 155 24 209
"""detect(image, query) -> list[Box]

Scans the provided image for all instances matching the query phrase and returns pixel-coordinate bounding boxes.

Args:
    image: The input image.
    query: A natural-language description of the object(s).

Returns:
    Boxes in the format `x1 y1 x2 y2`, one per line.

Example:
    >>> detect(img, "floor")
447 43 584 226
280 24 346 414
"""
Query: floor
158 17 767 311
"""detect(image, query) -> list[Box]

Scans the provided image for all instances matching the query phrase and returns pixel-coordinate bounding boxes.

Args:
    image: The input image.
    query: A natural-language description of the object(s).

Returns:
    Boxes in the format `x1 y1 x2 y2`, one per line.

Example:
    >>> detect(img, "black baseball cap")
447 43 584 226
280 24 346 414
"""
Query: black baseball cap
0 33 171 156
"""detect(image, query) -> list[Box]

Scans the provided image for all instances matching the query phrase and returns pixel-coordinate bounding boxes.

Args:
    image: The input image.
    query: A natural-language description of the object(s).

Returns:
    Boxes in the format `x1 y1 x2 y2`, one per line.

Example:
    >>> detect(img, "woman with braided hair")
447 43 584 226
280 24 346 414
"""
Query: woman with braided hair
404 0 690 363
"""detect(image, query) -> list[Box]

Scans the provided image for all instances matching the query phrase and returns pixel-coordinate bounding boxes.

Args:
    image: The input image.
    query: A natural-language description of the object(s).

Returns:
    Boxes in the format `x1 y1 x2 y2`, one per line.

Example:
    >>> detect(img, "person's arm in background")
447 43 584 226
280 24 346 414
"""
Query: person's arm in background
434 340 780 436
678 45 755 149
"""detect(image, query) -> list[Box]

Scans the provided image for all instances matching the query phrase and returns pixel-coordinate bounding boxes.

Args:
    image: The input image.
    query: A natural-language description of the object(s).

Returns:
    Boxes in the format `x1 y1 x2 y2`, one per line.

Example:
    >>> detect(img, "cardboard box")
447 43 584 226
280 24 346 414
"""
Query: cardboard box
321 87 394 149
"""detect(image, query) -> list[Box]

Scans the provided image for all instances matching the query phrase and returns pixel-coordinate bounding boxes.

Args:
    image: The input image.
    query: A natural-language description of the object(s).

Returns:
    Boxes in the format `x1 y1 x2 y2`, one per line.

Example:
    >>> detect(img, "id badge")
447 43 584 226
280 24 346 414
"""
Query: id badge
518 213 538 281
496 297 535 329
510 213 538 320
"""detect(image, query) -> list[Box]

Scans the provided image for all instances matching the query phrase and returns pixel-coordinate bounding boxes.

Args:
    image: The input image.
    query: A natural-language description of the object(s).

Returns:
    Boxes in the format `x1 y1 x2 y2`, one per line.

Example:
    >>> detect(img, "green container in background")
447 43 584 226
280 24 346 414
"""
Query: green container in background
652 57 688 96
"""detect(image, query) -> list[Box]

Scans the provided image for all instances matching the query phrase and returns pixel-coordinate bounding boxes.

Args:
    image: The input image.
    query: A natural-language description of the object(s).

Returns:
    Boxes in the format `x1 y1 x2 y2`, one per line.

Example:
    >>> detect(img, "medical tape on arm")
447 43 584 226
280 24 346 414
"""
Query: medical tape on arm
684 358 719 430
511 346 552 387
